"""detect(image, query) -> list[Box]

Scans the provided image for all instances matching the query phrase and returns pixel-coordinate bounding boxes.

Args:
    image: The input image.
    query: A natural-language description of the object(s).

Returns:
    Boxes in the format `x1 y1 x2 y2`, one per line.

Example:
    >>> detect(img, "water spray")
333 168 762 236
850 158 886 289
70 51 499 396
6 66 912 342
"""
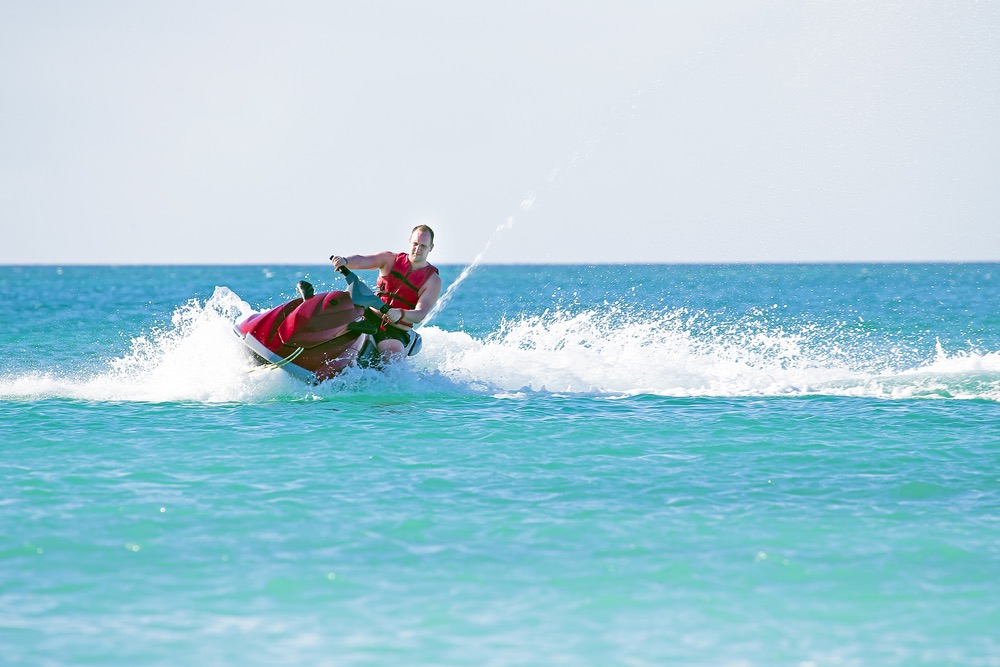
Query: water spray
419 78 662 329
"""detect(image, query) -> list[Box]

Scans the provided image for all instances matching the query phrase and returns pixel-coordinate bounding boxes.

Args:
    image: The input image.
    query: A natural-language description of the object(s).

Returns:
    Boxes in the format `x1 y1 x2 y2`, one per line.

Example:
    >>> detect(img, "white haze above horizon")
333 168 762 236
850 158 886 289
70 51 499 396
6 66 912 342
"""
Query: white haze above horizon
1 1 998 265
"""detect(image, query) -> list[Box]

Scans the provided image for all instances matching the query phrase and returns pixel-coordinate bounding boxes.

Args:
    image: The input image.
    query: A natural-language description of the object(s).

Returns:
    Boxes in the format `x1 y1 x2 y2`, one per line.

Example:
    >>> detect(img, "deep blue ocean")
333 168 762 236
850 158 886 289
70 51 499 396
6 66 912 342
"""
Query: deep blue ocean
2 263 999 666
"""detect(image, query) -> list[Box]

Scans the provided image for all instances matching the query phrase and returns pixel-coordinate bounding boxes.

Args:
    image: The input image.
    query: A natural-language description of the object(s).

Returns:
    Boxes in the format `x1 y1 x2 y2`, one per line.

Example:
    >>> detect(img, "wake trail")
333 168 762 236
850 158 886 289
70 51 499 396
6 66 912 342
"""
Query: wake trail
5 289 998 403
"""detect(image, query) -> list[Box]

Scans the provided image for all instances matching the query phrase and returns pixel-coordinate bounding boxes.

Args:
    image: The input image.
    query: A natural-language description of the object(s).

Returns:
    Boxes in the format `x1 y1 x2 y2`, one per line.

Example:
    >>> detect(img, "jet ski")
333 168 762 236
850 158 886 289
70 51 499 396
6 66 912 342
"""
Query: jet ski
235 265 421 383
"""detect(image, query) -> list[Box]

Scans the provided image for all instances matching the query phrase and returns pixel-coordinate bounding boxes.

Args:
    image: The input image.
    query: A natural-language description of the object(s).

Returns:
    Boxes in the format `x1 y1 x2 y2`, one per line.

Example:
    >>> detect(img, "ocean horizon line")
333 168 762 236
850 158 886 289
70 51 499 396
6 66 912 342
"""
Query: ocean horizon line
4 259 1000 269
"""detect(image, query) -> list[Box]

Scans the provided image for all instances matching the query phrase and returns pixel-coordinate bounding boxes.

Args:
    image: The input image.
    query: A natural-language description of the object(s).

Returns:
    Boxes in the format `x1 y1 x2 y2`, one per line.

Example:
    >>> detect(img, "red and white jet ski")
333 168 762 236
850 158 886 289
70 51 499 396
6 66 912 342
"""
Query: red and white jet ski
235 265 421 383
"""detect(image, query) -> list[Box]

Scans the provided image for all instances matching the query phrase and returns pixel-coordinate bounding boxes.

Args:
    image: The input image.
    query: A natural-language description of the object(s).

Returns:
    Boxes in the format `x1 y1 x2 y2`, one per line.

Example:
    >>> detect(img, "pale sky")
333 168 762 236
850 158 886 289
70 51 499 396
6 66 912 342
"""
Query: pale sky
2 1 998 265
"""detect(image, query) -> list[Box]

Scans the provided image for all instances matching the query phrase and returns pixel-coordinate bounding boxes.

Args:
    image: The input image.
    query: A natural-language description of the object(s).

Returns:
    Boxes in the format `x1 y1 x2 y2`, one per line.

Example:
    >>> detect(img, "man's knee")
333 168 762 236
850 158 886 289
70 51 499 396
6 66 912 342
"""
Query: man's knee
377 339 405 362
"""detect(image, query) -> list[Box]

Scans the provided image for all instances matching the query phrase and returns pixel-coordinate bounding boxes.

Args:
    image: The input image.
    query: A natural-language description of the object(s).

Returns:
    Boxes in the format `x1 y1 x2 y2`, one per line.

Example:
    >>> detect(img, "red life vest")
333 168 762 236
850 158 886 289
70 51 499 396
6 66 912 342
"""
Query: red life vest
376 253 439 326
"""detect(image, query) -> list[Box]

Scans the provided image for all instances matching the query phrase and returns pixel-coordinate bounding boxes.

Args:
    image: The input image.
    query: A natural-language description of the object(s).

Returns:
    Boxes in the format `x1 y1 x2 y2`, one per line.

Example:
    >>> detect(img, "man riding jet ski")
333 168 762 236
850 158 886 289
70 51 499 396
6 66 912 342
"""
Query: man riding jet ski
235 225 441 383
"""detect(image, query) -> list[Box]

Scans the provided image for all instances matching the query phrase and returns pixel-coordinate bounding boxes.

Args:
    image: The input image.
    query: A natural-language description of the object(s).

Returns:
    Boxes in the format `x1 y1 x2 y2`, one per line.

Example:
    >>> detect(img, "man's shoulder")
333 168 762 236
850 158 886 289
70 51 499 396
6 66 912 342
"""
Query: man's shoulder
415 262 440 278
424 270 443 290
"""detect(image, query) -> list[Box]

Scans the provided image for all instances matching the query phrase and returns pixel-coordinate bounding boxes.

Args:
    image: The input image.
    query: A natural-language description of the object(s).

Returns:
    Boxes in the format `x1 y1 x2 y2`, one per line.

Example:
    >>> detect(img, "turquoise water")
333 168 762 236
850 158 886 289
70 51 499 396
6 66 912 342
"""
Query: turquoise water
2 264 999 666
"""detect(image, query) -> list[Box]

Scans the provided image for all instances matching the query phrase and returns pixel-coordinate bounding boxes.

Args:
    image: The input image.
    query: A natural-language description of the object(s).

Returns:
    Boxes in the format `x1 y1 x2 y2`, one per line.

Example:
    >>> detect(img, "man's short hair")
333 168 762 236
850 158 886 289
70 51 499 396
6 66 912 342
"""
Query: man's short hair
411 225 435 244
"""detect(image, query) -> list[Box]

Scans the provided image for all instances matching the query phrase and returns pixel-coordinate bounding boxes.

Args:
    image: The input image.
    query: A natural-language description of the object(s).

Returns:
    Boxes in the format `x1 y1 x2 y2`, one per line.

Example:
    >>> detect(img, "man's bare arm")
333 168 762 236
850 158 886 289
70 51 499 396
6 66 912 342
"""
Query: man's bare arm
397 274 442 325
331 252 395 272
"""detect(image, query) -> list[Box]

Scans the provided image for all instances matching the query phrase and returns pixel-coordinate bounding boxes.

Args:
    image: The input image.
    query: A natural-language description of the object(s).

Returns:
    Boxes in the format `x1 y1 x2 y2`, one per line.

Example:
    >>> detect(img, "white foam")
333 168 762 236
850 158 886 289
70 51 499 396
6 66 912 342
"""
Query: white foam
416 310 1000 401
2 298 998 403
0 287 302 403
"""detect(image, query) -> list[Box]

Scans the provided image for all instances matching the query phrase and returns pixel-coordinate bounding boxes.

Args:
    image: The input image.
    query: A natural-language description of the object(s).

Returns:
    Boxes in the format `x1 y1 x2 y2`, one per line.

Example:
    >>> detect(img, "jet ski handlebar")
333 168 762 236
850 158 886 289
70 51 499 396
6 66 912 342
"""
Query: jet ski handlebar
331 257 390 314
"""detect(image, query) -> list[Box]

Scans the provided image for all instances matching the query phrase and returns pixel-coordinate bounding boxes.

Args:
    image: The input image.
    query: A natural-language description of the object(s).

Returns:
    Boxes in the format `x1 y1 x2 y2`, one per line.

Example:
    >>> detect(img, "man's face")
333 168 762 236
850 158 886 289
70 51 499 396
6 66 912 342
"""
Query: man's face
408 231 433 264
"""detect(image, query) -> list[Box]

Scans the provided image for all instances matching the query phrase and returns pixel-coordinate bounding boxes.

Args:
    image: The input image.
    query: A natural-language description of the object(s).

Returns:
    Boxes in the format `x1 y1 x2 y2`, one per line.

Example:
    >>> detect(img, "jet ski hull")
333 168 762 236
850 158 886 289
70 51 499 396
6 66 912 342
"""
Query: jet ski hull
235 289 377 383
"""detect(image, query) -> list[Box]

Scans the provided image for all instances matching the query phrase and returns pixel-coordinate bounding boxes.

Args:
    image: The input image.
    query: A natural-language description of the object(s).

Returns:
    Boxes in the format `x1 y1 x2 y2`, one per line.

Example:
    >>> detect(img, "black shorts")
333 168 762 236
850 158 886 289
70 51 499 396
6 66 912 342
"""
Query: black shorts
363 310 411 345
